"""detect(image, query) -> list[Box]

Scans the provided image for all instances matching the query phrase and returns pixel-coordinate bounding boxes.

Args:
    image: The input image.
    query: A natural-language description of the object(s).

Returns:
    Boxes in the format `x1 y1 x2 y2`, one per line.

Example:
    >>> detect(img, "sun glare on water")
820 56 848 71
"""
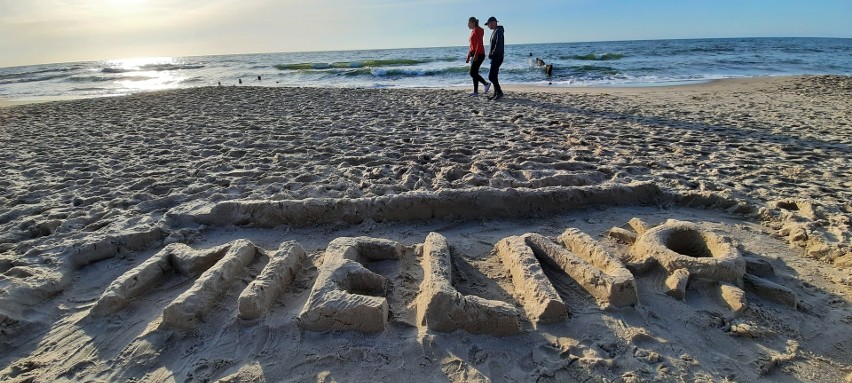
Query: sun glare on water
103 57 188 92
107 57 173 71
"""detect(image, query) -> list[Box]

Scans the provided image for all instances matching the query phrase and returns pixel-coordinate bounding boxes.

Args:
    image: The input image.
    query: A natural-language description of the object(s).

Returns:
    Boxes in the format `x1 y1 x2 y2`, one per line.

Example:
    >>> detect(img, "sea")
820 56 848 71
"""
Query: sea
1 37 850 101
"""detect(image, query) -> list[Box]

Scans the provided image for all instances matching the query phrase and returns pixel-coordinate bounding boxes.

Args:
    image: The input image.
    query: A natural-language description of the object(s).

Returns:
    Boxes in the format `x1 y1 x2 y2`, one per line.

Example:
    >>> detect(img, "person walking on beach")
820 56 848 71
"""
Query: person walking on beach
466 17 490 97
485 16 505 100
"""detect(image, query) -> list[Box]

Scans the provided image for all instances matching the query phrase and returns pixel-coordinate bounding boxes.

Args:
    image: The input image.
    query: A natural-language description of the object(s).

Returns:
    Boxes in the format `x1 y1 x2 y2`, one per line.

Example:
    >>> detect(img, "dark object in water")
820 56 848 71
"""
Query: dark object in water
534 58 554 77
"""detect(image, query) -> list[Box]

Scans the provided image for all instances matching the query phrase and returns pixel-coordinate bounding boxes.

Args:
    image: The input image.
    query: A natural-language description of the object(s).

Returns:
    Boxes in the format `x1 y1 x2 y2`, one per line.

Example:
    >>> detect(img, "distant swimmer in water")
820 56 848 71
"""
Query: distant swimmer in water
239 78 242 84
218 81 221 86
257 75 262 81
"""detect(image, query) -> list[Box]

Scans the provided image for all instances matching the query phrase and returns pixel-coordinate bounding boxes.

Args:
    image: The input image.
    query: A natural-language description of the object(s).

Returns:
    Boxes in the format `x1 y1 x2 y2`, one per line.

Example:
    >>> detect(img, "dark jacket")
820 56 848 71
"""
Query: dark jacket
489 26 505 59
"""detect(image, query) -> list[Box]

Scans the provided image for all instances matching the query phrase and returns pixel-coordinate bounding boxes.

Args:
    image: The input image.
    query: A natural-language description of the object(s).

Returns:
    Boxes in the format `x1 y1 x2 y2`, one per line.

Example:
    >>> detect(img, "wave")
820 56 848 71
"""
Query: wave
0 67 78 81
653 46 737 56
564 53 625 61
340 66 469 78
100 64 205 73
65 75 115 82
522 65 622 81
275 63 332 70
544 75 708 87
70 87 110 92
275 59 428 71
180 77 205 84
141 63 205 71
567 65 621 76
64 75 156 83
0 73 70 85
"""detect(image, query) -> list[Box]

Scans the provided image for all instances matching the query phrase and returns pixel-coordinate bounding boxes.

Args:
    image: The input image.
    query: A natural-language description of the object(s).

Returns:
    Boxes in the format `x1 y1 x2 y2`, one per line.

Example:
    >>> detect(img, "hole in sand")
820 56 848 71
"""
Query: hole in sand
776 201 799 211
0 260 12 274
664 229 712 258
345 270 387 297
4 267 34 278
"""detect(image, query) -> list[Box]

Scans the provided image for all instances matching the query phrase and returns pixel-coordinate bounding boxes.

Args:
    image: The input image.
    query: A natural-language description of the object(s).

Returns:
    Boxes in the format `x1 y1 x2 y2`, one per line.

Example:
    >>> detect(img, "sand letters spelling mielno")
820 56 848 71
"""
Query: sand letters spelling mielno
0 76 850 382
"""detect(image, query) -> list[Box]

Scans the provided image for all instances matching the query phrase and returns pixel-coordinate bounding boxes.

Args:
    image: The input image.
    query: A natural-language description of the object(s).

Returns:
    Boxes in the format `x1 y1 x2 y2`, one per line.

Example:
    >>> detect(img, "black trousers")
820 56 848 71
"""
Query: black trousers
470 54 488 92
488 55 503 94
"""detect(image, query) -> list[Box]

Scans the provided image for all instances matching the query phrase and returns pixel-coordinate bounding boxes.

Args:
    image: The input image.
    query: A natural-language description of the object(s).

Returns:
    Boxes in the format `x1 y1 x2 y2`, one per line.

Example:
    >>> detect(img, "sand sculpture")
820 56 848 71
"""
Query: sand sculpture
91 239 263 329
494 236 567 326
416 232 521 335
162 240 258 329
6 209 811 382
494 227 639 312
239 241 306 320
68 209 805 338
78 216 804 338
630 218 745 284
297 237 404 333
11 199 792 365
556 228 639 306
2 210 818 380
18 181 661 325
743 273 798 308
67 228 168 269
611 218 798 309
90 241 236 317
89 238 307 328
523 233 638 307
86 229 644 335
169 182 663 228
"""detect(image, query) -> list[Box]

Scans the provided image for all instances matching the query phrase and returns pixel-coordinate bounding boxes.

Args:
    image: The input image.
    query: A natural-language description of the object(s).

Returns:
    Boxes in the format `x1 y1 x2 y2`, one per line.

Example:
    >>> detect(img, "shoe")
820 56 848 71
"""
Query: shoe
468 92 479 97
484 83 491 93
492 93 504 101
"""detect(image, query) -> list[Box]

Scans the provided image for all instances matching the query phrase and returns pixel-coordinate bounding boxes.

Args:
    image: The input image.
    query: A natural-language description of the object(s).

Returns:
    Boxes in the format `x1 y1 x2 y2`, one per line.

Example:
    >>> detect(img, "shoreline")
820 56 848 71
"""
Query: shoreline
495 75 824 94
1 75 835 108
0 95 104 108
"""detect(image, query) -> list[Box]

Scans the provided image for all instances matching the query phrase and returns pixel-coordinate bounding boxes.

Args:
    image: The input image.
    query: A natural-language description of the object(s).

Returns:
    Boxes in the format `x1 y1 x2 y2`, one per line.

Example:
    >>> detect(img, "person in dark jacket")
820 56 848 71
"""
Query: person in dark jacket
485 16 504 100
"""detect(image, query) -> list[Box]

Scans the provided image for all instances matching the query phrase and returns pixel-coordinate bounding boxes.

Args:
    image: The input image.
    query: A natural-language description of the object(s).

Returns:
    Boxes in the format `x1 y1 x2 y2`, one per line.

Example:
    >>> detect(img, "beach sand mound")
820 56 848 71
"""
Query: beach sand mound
0 76 850 382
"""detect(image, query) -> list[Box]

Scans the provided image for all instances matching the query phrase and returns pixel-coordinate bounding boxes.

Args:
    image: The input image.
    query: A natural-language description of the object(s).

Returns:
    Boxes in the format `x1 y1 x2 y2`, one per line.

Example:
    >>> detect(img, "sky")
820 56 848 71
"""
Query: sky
1 0 850 68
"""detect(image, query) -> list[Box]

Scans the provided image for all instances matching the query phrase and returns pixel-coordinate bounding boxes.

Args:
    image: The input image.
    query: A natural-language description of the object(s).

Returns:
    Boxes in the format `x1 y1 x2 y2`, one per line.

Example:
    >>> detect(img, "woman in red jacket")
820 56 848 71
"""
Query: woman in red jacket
465 17 491 96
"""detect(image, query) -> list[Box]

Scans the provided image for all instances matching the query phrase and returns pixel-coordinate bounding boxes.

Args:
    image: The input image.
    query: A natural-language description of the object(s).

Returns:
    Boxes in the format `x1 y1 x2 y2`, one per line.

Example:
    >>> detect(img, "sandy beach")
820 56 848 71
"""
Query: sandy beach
1 76 850 382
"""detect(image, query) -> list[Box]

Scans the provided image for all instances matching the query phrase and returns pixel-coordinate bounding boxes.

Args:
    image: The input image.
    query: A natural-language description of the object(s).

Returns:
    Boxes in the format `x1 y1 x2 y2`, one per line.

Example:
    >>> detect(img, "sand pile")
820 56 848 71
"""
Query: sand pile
0 76 849 382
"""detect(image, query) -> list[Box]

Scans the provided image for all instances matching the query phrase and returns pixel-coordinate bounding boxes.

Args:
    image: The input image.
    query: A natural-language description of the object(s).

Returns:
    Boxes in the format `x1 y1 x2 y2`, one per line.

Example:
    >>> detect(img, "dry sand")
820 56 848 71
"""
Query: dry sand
0 76 850 382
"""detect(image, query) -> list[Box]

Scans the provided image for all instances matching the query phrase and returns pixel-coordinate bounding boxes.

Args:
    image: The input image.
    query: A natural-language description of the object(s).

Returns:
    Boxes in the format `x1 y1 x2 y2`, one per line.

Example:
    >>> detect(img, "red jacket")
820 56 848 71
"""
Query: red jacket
469 26 485 58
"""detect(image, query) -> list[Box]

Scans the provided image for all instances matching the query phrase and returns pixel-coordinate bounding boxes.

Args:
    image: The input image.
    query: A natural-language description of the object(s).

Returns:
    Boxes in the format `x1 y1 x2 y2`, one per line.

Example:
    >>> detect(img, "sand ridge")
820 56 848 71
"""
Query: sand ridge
0 76 850 382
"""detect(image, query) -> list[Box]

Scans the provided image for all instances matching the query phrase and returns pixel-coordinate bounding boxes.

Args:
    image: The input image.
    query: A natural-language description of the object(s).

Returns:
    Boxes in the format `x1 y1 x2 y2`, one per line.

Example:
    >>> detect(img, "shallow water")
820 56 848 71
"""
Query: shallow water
1 37 850 100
